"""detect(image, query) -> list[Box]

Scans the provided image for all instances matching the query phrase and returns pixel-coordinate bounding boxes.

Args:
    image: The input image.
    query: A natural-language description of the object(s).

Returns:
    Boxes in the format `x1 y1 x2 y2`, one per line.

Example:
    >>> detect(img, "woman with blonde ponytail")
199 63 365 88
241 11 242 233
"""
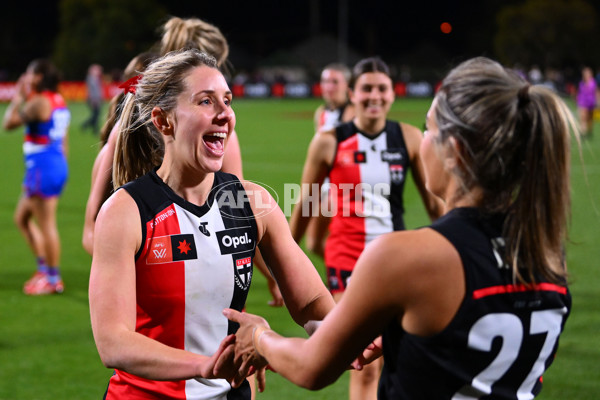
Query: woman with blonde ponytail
82 16 248 255
225 57 575 400
89 49 334 400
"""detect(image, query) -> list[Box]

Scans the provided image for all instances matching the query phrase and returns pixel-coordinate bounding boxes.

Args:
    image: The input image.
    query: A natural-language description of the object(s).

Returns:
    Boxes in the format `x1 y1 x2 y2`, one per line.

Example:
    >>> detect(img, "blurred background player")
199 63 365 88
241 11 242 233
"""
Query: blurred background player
290 56 441 400
2 59 70 295
82 51 158 255
81 63 103 135
305 63 356 258
314 63 355 132
576 66 597 139
226 55 574 400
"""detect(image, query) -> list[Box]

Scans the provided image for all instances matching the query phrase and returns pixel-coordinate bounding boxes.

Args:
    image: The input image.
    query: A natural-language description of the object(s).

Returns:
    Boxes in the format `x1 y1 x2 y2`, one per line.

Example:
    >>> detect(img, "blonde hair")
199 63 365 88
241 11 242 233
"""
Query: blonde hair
113 49 218 188
434 57 577 284
160 17 229 69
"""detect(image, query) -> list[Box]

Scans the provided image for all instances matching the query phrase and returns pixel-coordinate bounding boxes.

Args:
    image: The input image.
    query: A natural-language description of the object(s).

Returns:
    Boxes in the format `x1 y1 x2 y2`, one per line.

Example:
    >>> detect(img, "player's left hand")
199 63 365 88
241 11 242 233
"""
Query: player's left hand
222 309 270 388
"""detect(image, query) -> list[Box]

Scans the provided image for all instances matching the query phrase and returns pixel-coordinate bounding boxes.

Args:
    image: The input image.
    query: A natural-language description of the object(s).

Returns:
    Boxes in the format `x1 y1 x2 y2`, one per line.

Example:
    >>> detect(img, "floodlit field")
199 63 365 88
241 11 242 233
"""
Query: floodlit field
0 98 598 399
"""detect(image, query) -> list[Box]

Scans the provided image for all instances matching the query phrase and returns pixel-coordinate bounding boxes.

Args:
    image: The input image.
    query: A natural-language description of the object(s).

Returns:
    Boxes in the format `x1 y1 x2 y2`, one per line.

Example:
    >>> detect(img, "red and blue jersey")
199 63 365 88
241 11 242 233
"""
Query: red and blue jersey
23 91 70 156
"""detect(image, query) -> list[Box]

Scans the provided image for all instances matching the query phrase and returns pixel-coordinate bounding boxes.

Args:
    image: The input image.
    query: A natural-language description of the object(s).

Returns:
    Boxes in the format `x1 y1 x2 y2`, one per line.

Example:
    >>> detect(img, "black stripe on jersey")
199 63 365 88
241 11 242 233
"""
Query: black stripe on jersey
210 173 258 336
384 120 409 231
121 170 175 261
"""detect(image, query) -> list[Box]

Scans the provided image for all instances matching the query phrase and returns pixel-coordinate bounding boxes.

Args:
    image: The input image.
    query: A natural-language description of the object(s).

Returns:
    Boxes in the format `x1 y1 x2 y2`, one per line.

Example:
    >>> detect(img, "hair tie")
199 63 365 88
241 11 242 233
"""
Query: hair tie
118 74 142 95
517 84 530 108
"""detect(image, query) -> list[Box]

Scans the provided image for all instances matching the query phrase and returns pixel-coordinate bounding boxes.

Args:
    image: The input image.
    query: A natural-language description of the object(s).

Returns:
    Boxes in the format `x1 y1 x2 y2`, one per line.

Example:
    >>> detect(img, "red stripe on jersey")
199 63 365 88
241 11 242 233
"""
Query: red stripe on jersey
24 134 50 144
473 282 568 300
109 203 187 398
42 90 67 109
326 133 365 270
318 109 326 129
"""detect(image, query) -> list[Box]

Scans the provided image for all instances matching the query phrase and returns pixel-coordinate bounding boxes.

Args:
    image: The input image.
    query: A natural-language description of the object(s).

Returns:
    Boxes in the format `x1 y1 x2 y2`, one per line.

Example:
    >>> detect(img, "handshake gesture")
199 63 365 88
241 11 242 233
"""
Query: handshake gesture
206 308 382 393
205 309 271 392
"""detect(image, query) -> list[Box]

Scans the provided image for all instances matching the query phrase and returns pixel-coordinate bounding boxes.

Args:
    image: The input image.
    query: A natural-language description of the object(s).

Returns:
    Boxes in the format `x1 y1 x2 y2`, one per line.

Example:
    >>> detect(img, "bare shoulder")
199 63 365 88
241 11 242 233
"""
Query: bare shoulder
399 121 423 142
239 180 277 211
24 94 51 121
399 122 423 159
93 188 142 260
363 228 457 274
239 180 281 238
96 189 140 230
314 127 337 144
355 228 462 304
310 128 337 160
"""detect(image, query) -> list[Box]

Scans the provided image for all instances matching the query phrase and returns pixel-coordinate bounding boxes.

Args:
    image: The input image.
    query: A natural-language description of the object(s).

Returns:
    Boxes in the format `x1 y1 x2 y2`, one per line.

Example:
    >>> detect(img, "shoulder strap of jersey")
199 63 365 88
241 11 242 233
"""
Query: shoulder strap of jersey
384 120 407 149
335 120 357 143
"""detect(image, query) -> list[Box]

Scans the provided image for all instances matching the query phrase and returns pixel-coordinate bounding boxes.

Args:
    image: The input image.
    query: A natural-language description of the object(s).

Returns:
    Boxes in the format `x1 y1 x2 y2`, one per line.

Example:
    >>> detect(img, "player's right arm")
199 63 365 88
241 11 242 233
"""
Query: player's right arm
313 104 325 132
81 121 120 255
89 189 236 381
288 129 336 244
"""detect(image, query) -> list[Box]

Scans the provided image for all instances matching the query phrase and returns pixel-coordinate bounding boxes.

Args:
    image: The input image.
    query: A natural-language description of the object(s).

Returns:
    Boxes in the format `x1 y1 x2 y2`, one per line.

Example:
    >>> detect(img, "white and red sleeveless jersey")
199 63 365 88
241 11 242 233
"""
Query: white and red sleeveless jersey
104 170 255 400
325 120 410 271
317 103 349 131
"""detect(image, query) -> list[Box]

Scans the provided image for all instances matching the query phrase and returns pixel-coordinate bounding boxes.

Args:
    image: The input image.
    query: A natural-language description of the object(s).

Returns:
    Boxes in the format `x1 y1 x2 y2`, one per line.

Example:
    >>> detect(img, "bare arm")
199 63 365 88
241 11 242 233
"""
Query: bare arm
253 247 284 307
89 190 236 380
81 123 119 255
245 181 335 327
3 78 50 130
289 130 336 244
225 228 464 390
3 75 28 130
313 104 325 132
402 122 444 220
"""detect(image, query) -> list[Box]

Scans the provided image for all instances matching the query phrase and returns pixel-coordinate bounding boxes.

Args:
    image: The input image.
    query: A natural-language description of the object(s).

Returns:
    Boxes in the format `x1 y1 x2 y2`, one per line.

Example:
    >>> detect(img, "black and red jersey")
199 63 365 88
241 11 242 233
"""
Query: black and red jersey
379 207 571 400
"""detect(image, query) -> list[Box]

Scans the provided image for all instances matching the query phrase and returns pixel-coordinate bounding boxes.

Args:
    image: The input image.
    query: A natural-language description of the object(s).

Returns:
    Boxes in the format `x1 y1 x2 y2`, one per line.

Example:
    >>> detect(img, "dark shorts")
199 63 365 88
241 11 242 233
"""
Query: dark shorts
327 267 353 294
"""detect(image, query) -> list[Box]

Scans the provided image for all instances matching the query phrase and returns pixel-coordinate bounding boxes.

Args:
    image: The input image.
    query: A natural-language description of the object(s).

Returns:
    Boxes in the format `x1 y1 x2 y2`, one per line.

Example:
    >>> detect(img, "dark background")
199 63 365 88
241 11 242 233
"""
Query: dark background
2 0 599 82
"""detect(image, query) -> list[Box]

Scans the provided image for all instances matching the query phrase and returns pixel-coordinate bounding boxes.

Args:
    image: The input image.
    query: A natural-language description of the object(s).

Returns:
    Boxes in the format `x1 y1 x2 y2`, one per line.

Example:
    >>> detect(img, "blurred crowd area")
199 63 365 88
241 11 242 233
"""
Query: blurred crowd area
0 63 594 102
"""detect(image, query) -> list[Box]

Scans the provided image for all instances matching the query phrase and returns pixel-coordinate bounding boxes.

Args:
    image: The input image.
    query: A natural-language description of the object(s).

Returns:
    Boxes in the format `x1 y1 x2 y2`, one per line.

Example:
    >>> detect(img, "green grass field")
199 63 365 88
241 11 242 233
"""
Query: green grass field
0 98 598 399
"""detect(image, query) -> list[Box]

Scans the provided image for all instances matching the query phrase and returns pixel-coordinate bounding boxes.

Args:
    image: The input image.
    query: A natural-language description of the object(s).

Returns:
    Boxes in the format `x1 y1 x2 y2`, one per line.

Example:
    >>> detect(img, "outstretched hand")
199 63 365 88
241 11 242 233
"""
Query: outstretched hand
195 334 238 380
223 308 271 391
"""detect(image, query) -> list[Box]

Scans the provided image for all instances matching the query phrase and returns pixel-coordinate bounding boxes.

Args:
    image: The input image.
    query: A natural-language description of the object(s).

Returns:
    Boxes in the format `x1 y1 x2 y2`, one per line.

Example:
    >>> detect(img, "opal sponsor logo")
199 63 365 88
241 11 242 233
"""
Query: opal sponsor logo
216 227 255 254
381 150 403 162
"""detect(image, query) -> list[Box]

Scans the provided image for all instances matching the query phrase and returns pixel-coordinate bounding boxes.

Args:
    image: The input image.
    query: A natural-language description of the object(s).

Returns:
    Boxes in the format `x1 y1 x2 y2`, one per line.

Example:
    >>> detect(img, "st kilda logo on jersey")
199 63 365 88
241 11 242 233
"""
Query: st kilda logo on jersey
389 164 405 184
146 234 198 264
216 226 255 255
234 256 253 290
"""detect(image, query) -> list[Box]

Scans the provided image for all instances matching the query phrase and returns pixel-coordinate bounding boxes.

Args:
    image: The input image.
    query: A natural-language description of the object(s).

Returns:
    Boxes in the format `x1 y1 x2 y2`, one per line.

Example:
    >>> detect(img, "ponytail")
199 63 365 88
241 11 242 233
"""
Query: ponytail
434 57 577 284
504 86 574 284
112 93 164 189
